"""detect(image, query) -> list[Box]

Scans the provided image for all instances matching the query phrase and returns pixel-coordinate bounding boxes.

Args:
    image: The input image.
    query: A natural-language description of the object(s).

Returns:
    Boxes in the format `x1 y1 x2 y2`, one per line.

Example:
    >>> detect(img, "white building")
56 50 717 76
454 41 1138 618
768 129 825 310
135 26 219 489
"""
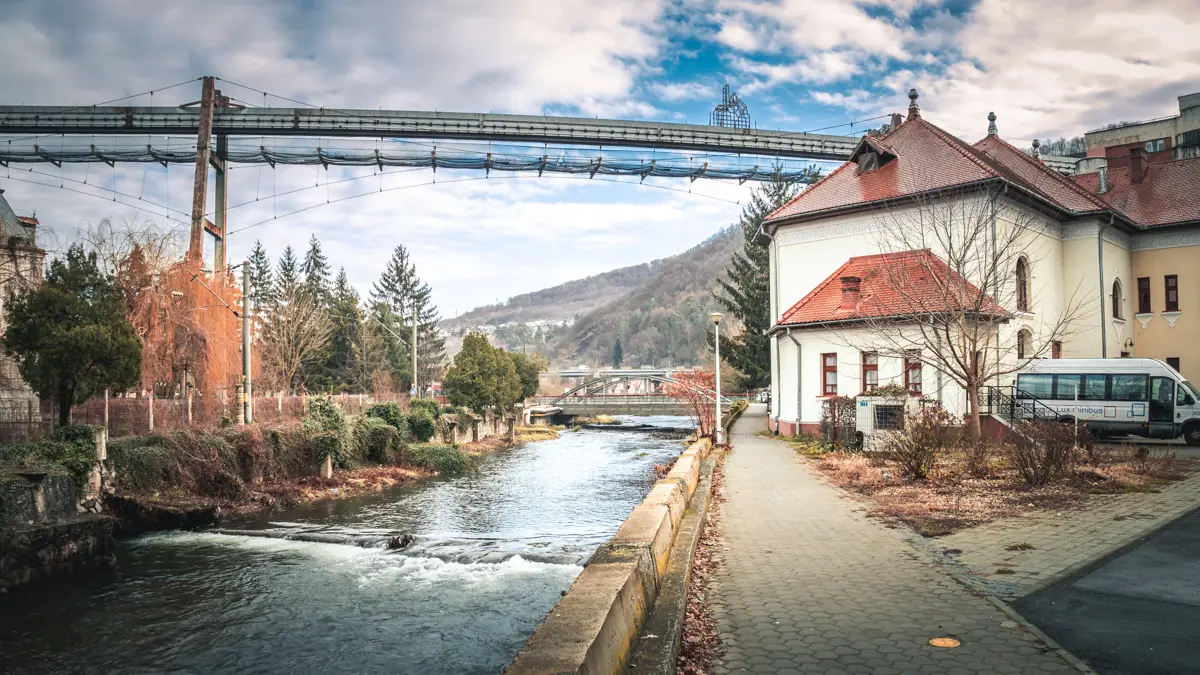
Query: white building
760 90 1200 436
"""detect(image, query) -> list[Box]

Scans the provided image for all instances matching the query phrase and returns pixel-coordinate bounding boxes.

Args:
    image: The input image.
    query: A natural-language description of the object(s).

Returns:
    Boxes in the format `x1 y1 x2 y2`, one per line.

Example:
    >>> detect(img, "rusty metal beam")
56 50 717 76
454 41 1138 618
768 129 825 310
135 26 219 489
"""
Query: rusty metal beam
213 134 227 274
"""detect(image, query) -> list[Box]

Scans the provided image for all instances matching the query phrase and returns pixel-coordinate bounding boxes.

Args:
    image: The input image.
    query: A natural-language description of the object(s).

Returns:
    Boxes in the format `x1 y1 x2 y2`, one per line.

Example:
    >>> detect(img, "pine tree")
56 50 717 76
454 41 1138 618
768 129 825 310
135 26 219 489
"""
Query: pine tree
712 170 816 389
369 245 446 386
300 234 332 307
275 245 301 302
325 267 362 390
248 240 275 308
612 337 623 368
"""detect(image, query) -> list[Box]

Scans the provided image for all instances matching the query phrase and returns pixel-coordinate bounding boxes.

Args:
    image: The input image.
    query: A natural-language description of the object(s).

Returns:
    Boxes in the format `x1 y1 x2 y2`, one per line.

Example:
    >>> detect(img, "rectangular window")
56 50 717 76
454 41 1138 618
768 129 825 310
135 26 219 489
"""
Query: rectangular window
1055 374 1082 400
1137 277 1151 314
904 351 922 395
1165 275 1179 312
822 353 838 396
1167 357 1181 372
1082 374 1108 400
1051 341 1062 359
1110 374 1149 401
861 352 879 393
1017 374 1053 399
873 405 904 430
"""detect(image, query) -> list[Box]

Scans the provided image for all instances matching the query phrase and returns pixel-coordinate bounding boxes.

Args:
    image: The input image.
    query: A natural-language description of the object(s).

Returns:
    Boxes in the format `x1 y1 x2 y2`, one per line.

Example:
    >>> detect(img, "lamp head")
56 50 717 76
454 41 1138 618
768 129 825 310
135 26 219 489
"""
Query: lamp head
710 312 723 325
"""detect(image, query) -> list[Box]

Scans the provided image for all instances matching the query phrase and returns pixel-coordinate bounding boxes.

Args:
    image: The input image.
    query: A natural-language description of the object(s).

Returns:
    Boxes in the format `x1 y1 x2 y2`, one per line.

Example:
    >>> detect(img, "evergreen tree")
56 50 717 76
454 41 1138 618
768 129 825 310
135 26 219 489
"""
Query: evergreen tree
369 245 445 384
300 234 332 306
611 336 624 368
444 332 521 415
325 268 362 390
3 245 141 424
275 245 301 302
712 170 814 389
248 240 275 308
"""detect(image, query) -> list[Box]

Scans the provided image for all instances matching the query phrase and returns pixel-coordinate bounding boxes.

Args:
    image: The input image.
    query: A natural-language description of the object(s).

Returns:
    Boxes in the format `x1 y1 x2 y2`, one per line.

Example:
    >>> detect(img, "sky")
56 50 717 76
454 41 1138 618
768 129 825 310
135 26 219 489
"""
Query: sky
1 0 1198 318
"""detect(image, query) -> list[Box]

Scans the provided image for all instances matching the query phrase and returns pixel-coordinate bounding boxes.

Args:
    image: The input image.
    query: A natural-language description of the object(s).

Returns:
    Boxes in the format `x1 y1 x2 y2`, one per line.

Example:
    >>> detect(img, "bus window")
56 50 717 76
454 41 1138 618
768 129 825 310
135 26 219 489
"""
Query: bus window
1055 375 1082 400
1082 374 1108 400
1110 374 1149 401
1017 374 1053 399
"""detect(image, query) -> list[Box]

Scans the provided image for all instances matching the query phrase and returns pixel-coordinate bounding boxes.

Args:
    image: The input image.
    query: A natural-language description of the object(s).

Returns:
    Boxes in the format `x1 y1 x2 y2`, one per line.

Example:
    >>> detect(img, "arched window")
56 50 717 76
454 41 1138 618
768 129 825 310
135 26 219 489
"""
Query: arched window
1111 279 1123 320
1015 257 1030 312
1017 328 1032 359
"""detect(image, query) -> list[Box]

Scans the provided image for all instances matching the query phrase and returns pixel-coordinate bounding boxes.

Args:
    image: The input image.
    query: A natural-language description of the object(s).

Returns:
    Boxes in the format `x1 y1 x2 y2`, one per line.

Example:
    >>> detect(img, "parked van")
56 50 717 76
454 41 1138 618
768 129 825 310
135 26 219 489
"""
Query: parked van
1015 358 1200 445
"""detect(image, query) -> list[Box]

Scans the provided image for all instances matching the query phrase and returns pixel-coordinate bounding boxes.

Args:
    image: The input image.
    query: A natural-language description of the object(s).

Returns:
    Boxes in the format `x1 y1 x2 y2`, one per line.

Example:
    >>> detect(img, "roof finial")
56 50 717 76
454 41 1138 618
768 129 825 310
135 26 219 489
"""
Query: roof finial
987 111 997 137
907 88 920 120
1031 138 1040 157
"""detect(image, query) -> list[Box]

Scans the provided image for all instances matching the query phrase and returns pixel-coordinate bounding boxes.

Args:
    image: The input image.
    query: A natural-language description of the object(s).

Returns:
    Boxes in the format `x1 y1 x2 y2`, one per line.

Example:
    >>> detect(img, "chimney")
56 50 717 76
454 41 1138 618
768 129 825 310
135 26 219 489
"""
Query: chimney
906 89 920 121
839 276 862 311
890 113 903 129
1031 139 1040 157
1130 147 1146 184
1098 167 1110 193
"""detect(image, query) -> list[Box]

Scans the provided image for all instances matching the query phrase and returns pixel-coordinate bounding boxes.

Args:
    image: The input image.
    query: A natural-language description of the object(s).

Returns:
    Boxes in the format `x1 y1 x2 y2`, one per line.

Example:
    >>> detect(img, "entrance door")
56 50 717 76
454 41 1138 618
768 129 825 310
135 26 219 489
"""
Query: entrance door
1149 376 1175 438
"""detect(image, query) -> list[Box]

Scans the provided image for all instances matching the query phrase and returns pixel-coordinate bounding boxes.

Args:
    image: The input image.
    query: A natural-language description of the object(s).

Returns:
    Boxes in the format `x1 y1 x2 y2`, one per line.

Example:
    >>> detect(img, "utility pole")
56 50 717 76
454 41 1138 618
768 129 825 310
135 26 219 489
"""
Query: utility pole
242 262 253 424
411 303 419 398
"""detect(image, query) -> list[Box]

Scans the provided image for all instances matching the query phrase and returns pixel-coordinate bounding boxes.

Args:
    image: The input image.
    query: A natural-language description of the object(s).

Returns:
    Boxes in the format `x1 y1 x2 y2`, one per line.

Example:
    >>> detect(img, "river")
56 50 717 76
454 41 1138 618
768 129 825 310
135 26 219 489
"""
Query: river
0 417 691 675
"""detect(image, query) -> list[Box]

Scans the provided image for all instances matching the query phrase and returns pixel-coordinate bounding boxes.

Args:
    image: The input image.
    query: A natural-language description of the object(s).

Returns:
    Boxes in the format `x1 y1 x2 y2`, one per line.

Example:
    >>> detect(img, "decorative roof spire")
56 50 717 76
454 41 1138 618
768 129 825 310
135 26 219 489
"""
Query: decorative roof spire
907 88 920 120
1031 138 1040 157
987 111 997 137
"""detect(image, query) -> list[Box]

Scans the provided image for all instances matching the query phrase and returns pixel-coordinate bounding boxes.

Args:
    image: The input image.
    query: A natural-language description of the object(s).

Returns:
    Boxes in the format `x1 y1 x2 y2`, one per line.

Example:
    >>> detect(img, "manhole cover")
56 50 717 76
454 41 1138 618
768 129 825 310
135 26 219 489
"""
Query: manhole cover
929 637 961 648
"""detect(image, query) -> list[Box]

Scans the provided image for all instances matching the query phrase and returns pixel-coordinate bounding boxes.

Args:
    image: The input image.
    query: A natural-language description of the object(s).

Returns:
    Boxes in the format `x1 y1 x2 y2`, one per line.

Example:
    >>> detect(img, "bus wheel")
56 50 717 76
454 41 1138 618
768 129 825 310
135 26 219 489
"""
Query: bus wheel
1057 416 1076 426
1184 424 1200 447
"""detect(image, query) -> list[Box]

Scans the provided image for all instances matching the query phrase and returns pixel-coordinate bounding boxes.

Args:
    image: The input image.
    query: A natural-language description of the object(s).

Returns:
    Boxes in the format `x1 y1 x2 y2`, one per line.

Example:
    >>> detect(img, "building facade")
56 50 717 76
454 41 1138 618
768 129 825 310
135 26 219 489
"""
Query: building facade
761 92 1200 436
0 190 46 436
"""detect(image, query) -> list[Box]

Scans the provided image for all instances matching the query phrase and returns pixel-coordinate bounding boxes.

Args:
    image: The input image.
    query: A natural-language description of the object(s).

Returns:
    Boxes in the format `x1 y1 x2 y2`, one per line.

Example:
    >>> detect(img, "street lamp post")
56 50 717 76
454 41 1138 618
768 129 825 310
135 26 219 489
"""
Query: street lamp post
710 312 723 445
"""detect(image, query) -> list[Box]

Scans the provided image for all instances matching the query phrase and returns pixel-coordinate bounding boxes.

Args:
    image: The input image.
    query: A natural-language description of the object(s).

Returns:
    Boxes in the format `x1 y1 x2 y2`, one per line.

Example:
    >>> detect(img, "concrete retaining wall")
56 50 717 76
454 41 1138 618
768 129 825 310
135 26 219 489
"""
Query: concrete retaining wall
506 437 714 675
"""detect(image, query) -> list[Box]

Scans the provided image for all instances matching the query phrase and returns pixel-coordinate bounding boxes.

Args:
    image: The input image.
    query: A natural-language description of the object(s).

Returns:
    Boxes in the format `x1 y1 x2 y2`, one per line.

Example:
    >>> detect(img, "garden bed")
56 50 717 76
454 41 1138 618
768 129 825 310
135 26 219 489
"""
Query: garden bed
787 432 1197 537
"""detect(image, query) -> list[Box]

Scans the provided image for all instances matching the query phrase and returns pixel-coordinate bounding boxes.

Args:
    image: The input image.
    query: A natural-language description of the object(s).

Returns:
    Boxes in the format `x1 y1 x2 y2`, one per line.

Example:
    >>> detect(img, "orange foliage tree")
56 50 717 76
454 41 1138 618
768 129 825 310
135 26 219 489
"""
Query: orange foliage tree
665 370 717 438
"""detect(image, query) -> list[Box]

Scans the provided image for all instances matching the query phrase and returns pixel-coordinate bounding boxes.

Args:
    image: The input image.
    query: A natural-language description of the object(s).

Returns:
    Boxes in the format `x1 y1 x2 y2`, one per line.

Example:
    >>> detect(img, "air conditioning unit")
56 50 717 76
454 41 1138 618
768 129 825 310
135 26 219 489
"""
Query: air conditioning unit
855 395 915 451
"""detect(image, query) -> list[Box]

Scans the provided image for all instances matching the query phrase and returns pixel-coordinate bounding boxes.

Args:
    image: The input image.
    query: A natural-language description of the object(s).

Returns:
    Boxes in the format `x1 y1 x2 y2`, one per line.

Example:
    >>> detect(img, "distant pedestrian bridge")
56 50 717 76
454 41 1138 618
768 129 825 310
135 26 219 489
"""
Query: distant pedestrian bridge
528 372 732 420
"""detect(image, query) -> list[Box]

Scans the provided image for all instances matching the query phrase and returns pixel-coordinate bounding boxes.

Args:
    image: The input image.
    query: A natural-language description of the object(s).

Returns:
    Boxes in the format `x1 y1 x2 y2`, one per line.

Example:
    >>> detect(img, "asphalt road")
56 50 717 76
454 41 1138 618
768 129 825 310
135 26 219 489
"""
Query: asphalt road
1014 507 1200 675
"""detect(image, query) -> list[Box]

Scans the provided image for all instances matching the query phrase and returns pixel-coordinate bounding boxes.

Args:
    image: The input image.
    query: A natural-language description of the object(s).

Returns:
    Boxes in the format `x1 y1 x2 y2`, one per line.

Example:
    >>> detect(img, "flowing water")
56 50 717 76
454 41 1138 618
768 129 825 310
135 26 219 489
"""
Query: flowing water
0 417 691 675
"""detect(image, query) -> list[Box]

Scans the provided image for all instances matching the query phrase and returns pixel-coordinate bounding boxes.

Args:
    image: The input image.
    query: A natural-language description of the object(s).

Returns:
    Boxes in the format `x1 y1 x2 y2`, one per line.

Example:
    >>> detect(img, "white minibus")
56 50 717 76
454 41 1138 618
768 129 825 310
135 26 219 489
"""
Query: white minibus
1015 358 1200 445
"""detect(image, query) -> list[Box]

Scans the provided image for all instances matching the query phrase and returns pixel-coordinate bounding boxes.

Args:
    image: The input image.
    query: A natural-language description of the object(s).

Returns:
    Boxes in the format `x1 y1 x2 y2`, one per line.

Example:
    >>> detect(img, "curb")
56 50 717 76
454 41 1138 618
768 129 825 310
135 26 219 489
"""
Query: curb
627 454 718 674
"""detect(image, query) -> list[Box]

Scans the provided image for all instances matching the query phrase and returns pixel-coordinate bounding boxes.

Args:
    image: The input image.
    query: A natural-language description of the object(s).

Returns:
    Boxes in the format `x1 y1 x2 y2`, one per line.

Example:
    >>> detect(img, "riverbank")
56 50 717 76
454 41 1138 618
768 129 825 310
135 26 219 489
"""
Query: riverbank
106 423 558 535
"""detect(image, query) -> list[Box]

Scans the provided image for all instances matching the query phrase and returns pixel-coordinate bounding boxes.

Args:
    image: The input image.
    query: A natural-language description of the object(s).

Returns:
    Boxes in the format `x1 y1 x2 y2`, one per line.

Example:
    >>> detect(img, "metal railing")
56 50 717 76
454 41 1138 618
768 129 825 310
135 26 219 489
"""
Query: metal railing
982 386 1061 423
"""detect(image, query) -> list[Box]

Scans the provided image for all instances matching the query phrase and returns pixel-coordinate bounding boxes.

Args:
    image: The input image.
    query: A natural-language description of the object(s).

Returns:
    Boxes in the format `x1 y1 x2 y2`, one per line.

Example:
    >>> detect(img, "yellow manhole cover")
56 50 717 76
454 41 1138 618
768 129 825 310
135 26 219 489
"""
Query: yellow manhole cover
929 637 961 648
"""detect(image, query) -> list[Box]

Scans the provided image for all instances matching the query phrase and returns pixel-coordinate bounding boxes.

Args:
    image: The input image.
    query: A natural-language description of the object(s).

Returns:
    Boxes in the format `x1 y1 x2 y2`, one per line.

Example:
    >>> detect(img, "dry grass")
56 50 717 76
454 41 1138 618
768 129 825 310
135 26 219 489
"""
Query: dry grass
803 443 1198 537
515 426 562 442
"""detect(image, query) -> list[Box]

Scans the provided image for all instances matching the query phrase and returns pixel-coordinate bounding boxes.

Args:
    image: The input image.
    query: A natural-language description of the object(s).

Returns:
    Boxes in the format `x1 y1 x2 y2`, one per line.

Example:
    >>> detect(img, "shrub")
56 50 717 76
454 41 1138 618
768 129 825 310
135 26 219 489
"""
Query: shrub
862 382 910 399
1007 421 1084 486
962 436 997 478
353 416 401 464
408 398 441 419
263 423 321 479
407 443 474 476
407 409 437 443
365 402 406 431
880 405 960 480
304 396 354 467
0 425 99 490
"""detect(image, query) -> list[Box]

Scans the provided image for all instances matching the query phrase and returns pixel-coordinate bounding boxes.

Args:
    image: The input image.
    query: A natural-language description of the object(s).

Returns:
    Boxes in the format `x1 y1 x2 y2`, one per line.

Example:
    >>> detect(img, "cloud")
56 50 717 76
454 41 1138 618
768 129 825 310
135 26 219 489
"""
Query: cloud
647 80 715 102
891 0 1200 144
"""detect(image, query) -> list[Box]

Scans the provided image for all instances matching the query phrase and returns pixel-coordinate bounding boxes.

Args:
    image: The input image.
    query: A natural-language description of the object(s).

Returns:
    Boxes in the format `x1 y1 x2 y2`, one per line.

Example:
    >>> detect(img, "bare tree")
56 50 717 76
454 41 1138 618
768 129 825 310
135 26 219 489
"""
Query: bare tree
838 187 1086 437
259 287 333 393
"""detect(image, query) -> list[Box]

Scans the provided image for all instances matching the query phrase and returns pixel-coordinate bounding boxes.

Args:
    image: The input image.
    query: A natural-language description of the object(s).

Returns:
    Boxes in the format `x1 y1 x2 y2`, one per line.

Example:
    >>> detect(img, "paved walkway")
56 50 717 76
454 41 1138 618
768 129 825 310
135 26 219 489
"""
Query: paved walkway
709 406 1075 674
936 469 1200 600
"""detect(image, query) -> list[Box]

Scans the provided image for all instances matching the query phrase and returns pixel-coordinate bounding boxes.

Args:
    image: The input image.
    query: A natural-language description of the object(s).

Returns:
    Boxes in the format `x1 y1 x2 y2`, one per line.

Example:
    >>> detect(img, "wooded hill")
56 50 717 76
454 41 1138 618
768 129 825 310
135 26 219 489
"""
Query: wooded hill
446 227 740 368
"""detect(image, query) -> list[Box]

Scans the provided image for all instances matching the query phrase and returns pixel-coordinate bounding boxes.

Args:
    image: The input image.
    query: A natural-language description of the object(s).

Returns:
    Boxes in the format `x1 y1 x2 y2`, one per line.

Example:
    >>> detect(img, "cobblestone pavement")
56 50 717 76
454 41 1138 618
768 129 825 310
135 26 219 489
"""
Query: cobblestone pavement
709 406 1076 674
934 468 1200 601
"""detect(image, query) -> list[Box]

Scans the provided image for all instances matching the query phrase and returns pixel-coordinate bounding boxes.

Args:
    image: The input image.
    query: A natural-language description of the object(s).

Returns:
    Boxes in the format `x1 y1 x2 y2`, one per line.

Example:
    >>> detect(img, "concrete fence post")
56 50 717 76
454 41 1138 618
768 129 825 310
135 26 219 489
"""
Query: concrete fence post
187 388 193 425
86 427 107 502
278 390 283 413
103 389 109 432
320 454 333 479
148 392 155 432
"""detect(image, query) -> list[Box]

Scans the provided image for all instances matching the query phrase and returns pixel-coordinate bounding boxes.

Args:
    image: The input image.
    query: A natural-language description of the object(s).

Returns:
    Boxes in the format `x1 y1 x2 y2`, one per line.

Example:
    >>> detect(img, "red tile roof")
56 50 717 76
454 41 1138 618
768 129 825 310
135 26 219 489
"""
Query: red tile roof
16 215 38 226
776 249 1008 327
766 116 1113 227
972 136 1110 213
1070 157 1200 227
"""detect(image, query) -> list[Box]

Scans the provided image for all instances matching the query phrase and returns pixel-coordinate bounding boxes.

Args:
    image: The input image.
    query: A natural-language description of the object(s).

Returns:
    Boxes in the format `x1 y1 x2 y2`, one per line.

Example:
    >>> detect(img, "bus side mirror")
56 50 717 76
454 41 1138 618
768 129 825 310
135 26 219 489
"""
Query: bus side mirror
1186 395 1196 406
